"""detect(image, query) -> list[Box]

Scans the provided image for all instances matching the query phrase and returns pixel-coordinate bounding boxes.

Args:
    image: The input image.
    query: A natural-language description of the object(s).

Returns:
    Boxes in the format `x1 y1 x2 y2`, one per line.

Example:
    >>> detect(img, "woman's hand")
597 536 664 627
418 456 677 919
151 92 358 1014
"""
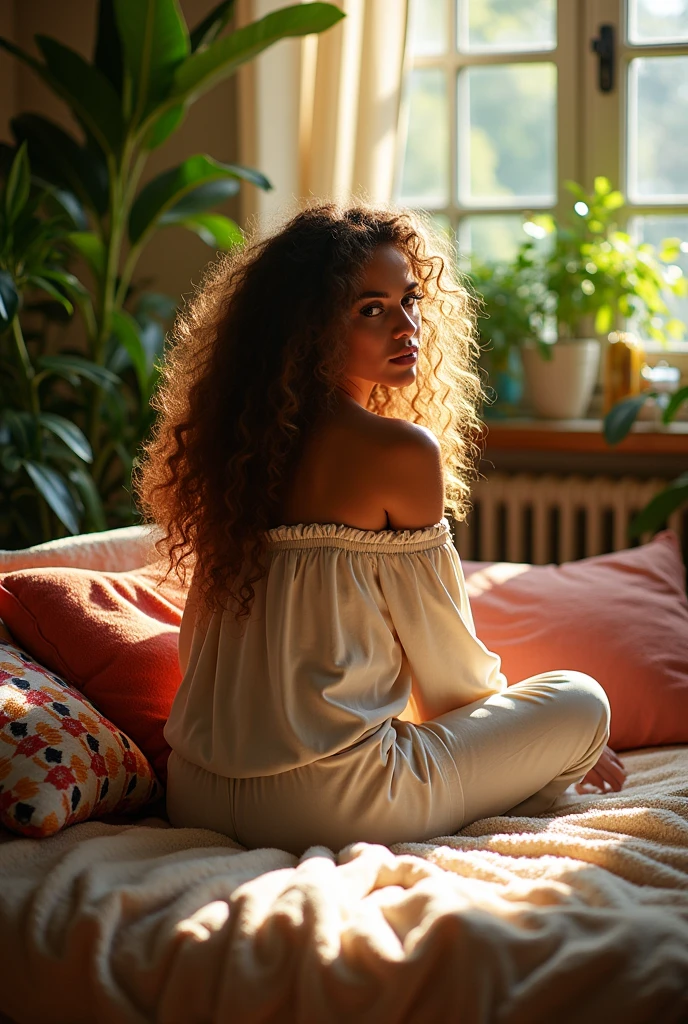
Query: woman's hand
575 745 627 795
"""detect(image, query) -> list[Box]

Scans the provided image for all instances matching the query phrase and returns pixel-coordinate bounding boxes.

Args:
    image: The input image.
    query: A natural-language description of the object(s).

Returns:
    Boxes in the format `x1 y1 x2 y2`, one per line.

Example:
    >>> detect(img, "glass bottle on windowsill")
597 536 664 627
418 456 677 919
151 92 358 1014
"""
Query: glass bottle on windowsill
603 331 644 415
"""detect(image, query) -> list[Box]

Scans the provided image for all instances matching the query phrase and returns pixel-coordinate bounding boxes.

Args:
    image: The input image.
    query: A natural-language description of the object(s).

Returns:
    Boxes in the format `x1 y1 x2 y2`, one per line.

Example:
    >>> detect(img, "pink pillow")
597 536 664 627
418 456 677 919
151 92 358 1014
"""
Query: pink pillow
462 530 688 751
0 563 186 785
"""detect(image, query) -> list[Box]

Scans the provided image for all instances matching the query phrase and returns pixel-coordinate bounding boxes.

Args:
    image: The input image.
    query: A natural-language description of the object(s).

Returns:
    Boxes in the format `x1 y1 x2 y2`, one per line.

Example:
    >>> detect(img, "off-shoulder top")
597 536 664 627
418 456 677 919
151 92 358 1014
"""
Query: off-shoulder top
163 517 508 778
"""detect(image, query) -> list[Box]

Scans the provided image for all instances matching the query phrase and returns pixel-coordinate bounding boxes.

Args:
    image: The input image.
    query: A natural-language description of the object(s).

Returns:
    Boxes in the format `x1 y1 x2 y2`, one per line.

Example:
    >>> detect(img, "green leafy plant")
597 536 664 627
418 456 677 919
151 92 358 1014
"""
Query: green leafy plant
603 388 688 537
0 0 344 548
0 141 106 542
521 177 687 358
468 252 548 375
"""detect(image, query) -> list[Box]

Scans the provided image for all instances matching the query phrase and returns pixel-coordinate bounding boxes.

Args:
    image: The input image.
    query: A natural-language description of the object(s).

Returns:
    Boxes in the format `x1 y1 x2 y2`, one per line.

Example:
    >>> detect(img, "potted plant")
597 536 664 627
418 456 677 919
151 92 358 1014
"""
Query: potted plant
467 251 548 418
0 0 344 548
517 177 686 418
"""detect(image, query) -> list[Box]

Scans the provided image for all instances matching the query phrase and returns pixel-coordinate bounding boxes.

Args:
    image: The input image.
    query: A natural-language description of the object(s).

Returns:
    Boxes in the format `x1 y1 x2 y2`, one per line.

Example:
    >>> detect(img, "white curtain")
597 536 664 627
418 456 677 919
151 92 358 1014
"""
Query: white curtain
235 0 410 230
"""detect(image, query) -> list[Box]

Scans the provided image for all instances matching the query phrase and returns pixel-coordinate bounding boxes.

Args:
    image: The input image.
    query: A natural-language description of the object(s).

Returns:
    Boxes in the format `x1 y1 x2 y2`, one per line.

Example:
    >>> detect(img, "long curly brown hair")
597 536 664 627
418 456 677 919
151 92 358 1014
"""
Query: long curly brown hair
132 200 491 628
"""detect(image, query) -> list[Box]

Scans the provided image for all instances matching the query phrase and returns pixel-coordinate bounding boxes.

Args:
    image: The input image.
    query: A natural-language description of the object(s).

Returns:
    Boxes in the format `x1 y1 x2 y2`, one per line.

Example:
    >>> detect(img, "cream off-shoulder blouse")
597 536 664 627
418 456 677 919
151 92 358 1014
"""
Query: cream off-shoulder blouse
163 517 508 779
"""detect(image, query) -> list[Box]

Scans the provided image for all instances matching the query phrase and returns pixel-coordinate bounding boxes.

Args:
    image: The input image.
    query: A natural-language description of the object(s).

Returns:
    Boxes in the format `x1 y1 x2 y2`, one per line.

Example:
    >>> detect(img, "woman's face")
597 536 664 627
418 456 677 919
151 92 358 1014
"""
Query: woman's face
340 243 422 404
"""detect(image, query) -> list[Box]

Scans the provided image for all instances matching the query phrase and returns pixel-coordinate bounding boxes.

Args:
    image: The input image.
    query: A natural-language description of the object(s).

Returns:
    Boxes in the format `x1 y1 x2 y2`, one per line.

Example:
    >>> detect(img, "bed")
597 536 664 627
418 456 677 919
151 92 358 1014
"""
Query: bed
0 526 686 1023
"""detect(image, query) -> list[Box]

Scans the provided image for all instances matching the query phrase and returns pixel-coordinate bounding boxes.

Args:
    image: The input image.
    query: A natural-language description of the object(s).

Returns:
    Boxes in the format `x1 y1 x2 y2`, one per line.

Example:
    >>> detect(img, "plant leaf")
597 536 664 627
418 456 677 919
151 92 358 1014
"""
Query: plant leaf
36 353 122 393
129 154 270 245
140 105 187 150
26 276 74 316
34 35 125 156
110 307 150 398
4 140 31 227
628 472 688 537
179 212 243 249
38 412 93 463
38 182 89 231
602 391 656 445
2 409 32 454
93 0 125 96
160 177 241 221
168 3 345 108
66 231 107 279
10 112 109 216
135 291 178 321
22 459 82 534
659 237 682 262
662 385 688 423
66 464 108 531
189 0 237 52
0 271 20 330
113 0 190 126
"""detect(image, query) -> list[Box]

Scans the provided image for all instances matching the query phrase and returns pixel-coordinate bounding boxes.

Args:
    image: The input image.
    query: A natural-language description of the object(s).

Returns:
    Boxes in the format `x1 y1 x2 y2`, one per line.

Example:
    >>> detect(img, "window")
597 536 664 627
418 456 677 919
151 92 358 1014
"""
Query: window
395 0 688 347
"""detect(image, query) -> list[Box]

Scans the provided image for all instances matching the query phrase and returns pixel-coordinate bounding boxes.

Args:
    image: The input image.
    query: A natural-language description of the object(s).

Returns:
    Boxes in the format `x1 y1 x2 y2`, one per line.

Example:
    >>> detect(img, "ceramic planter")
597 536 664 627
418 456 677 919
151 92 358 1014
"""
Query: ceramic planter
521 338 601 419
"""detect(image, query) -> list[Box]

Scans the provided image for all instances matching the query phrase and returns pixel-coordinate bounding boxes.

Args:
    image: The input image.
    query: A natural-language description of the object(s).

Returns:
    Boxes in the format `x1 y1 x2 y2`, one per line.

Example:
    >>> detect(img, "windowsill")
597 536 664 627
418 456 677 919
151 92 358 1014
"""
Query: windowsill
637 340 688 354
479 417 688 455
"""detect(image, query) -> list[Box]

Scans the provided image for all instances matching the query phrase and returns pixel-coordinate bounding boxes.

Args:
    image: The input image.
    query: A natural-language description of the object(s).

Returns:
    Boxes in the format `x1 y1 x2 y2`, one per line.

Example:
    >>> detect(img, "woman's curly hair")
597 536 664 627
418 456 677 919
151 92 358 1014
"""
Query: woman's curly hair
132 199 491 629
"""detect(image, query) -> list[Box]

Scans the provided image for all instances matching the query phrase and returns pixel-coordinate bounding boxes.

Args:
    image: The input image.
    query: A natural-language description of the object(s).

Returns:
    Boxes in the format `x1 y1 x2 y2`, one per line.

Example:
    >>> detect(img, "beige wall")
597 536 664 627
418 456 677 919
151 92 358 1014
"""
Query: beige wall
0 0 242 350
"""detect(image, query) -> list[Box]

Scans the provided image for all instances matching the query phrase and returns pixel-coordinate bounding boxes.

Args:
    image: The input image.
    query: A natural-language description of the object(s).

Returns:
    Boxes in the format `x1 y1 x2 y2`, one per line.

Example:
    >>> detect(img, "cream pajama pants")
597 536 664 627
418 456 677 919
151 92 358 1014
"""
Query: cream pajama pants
166 671 611 856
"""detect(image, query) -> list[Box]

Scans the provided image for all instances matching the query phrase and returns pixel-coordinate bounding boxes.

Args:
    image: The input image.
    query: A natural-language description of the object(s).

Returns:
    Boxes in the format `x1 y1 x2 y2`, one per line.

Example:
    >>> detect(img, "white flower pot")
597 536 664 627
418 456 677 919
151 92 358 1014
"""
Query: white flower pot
521 339 601 419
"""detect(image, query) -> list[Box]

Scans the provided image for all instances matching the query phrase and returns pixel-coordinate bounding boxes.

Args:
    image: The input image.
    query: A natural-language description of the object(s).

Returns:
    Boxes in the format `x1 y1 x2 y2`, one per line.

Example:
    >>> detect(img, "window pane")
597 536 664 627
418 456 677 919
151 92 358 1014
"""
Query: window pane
408 0 447 56
459 63 557 206
630 215 688 339
458 0 556 52
399 69 449 206
459 214 555 263
628 56 688 201
628 0 688 44
459 214 530 262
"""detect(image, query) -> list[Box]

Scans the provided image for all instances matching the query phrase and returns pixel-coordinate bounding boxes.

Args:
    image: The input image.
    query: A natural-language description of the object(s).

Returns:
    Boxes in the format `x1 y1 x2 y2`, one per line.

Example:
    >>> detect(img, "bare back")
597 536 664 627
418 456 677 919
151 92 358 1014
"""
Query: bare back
272 397 445 532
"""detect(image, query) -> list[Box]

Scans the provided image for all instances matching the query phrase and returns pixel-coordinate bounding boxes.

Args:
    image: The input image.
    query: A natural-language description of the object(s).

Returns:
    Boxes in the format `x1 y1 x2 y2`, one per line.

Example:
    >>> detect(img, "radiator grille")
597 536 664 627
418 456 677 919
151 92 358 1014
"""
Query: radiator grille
454 473 688 565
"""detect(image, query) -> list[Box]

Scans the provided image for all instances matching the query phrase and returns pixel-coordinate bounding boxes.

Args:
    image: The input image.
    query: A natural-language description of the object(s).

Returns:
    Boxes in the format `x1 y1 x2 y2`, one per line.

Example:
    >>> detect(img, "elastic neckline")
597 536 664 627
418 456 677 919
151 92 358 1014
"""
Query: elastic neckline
265 517 451 554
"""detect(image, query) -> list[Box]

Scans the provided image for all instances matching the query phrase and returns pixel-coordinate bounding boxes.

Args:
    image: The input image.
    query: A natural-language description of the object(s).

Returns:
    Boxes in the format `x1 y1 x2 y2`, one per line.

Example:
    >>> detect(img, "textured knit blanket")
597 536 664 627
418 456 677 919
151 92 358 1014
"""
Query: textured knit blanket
0 745 687 1024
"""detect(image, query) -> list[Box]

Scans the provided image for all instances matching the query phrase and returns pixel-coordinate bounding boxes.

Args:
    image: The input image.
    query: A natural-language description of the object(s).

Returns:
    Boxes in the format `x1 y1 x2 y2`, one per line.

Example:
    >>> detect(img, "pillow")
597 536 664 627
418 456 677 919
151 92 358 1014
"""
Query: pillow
0 523 164 573
0 564 187 785
461 529 688 751
0 638 160 837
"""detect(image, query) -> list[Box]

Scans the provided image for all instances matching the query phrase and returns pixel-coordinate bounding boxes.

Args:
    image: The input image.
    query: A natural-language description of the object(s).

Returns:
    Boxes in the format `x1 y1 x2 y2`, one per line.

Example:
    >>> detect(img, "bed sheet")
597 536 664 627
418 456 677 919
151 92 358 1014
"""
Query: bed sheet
0 745 686 1023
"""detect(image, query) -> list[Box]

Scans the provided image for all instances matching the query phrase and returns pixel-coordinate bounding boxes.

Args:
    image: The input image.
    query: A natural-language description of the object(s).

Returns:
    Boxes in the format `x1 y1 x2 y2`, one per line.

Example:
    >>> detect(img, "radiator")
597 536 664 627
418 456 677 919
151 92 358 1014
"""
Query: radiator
454 472 688 565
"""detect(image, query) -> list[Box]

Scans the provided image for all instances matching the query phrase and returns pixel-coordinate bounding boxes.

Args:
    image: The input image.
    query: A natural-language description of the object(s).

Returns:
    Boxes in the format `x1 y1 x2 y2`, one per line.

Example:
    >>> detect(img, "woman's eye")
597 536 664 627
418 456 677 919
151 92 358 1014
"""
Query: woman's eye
360 294 423 317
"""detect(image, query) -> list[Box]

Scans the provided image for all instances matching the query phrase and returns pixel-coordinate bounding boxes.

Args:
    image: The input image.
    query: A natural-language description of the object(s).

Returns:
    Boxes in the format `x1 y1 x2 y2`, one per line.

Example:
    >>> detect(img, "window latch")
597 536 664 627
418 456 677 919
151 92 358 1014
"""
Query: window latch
591 24 615 93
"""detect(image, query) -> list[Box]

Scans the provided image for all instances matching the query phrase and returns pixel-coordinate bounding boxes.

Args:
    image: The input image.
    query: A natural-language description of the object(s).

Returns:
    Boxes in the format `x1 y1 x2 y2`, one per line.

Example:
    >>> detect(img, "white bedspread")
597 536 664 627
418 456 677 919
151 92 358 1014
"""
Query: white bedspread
0 746 687 1024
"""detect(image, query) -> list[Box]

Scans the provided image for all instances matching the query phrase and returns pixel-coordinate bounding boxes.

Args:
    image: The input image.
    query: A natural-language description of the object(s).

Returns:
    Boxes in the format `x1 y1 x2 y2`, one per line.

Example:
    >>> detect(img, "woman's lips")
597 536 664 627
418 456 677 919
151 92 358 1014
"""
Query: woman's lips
390 350 418 365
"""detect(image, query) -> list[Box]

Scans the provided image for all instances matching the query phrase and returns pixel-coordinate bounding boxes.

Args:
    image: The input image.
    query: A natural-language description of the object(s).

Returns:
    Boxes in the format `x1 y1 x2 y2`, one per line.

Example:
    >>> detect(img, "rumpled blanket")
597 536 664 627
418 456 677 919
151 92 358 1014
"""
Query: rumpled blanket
0 746 687 1024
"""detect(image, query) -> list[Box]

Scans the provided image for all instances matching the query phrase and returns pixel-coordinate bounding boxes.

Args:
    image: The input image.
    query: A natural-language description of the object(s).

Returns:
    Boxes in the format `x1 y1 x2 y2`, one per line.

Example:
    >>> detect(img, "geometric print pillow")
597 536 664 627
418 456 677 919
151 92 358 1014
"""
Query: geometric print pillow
0 638 161 837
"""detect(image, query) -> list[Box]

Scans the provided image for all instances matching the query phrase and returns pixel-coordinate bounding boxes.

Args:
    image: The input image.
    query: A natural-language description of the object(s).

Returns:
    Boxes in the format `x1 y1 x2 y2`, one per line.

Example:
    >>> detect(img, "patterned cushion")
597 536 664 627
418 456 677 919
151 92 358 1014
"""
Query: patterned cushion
0 638 161 837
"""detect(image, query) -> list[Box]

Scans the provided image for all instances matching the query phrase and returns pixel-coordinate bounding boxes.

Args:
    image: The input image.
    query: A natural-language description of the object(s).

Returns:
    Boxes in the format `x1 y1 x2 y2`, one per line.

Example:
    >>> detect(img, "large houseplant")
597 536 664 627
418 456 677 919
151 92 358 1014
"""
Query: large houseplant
0 0 344 548
518 177 686 418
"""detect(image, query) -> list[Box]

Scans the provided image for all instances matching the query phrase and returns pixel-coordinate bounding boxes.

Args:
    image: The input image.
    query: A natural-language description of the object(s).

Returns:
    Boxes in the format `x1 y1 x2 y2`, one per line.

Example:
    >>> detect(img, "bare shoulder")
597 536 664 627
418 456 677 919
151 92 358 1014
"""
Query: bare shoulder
373 415 440 451
371 416 445 530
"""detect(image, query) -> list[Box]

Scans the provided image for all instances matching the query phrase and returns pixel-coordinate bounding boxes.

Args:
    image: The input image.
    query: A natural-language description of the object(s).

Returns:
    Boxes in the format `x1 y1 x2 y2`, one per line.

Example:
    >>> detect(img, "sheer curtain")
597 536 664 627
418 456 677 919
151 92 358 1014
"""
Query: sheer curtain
235 0 410 229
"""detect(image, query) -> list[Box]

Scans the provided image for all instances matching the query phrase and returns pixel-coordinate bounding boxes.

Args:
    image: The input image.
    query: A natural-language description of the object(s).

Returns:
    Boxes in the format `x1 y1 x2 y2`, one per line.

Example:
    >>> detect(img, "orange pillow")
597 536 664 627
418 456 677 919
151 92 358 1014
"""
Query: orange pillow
0 562 186 784
462 530 688 752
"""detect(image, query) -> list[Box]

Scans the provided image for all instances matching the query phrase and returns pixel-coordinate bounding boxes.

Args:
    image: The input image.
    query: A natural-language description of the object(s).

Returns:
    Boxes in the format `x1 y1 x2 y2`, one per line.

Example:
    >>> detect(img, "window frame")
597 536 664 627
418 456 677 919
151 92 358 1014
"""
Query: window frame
394 0 688 353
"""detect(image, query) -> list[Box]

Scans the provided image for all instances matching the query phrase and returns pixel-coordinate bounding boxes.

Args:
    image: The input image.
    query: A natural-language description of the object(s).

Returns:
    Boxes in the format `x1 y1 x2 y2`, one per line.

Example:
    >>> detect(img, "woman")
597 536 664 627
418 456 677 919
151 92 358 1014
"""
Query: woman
134 201 626 856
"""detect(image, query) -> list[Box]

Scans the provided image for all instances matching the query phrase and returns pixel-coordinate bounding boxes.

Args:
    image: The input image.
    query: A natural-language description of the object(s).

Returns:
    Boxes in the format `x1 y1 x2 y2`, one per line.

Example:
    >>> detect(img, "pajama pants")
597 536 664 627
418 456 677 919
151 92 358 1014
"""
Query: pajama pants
166 671 611 856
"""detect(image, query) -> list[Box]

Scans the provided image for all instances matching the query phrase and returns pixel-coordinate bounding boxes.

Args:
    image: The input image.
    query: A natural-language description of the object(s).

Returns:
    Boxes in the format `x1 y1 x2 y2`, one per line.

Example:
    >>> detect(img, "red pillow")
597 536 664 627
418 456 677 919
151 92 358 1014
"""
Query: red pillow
0 562 186 784
462 530 688 751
